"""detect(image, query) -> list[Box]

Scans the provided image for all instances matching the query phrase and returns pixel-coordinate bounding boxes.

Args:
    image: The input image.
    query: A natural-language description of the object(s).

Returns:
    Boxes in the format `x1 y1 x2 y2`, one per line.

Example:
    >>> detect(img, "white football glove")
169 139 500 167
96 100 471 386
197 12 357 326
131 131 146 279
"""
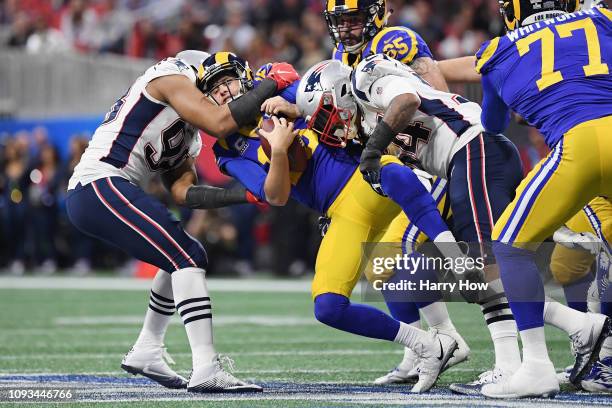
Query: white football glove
553 226 602 256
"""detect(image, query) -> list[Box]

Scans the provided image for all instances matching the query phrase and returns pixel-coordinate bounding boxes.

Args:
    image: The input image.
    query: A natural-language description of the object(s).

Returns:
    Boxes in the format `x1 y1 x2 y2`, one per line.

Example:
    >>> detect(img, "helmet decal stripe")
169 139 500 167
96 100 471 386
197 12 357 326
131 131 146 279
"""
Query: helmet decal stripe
217 52 230 65
513 0 521 22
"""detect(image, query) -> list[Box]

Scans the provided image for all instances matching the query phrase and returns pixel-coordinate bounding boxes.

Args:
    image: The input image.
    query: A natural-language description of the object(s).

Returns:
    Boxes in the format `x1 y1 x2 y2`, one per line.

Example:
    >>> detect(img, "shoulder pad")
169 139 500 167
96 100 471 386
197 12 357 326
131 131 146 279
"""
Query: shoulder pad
475 37 501 74
367 26 432 64
148 57 197 83
352 54 414 102
188 130 202 158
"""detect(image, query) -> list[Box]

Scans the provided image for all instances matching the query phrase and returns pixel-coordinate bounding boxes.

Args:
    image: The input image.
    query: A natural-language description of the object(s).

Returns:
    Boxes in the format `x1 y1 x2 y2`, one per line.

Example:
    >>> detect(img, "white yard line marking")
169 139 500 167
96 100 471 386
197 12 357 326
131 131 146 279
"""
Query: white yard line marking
0 277 314 293
0 349 405 360
53 315 317 326
0 367 486 376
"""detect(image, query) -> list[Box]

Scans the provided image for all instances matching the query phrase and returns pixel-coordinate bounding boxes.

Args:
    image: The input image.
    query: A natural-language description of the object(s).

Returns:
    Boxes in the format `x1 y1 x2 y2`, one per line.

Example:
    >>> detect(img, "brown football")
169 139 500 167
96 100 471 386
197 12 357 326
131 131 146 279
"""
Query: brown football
258 117 308 172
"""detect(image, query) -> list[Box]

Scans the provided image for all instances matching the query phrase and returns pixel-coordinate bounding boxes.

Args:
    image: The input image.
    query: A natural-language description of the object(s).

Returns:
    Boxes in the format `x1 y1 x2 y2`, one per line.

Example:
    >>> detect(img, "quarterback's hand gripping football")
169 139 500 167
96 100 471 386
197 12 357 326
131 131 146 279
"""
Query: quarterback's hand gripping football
266 62 300 91
359 147 386 196
261 96 300 119
257 116 297 154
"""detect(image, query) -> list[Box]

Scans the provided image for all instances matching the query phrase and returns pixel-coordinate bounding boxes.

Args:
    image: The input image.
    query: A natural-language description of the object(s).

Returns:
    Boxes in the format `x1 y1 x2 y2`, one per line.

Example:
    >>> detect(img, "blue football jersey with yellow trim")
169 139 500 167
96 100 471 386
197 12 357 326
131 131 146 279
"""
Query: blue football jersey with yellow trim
213 125 360 214
476 7 612 147
332 26 433 68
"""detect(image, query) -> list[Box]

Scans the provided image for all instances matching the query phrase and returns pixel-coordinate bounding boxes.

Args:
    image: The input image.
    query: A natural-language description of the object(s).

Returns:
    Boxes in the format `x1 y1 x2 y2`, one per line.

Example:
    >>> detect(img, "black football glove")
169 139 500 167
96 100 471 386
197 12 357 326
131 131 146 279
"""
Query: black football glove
359 147 386 196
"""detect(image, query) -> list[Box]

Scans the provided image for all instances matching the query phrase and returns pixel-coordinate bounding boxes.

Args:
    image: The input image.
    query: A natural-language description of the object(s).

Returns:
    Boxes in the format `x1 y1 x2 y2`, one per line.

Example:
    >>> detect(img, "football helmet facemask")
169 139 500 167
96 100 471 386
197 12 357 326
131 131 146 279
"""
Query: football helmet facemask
324 0 387 53
297 60 358 148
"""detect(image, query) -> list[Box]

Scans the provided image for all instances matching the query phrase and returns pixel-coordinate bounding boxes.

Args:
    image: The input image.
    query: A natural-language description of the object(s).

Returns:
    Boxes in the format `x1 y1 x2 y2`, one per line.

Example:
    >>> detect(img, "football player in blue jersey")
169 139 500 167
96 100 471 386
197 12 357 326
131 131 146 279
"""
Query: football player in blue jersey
470 0 612 398
324 0 449 91
323 0 527 387
207 55 478 393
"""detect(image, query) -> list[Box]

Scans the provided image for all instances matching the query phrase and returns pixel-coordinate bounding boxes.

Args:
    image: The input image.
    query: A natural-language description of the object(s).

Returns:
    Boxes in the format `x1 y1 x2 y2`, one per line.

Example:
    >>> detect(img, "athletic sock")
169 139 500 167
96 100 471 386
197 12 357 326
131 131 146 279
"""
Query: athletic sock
480 293 521 372
394 321 430 350
135 269 175 349
420 302 455 331
563 273 593 312
172 267 216 369
543 300 586 337
520 326 551 362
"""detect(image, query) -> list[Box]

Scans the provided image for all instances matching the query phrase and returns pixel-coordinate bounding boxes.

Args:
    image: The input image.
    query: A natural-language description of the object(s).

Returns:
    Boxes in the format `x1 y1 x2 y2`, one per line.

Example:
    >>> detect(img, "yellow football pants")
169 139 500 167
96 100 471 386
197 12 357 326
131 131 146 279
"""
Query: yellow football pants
492 116 612 247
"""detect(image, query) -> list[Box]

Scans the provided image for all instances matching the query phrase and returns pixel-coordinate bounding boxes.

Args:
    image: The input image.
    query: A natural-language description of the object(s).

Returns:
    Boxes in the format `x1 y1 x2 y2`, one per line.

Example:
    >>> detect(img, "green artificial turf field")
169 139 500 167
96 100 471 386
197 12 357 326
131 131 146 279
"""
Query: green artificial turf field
0 277 609 407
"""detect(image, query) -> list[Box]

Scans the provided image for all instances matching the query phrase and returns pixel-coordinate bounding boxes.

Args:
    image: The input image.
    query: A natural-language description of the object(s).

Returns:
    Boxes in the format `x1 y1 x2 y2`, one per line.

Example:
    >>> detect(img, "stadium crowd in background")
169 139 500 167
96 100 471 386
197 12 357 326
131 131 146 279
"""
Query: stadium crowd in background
1 0 505 70
0 129 321 276
0 0 584 276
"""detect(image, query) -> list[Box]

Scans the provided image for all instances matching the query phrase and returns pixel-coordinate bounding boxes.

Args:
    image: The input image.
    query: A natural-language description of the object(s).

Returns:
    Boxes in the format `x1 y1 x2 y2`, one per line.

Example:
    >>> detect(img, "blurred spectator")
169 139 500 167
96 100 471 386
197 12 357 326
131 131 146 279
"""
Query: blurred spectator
6 12 33 47
92 0 134 53
60 0 99 52
126 18 173 59
1 135 30 275
25 13 71 54
28 143 63 274
62 136 95 275
209 1 255 55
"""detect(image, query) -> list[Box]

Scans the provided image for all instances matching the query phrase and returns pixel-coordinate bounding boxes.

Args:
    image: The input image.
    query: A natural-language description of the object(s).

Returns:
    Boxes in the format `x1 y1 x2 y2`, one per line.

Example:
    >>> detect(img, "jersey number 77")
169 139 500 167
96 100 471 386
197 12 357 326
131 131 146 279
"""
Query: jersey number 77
516 16 610 91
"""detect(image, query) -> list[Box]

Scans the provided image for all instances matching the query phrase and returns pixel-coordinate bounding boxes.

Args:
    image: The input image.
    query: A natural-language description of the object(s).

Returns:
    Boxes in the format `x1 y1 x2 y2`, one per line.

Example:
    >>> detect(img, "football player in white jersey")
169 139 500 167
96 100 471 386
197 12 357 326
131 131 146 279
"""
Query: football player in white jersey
66 50 299 393
266 56 524 391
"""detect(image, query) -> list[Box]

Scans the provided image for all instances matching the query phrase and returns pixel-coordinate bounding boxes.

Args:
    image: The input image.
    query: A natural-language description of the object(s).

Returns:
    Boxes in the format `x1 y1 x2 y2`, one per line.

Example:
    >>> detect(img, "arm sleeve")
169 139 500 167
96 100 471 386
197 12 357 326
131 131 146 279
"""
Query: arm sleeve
480 73 511 134
222 158 268 201
369 76 419 110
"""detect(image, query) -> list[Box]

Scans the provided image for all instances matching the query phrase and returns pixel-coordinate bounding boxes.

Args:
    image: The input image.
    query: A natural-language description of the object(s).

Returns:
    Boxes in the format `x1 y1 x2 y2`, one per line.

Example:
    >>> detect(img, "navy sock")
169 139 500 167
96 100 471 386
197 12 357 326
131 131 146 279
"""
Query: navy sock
493 242 544 331
382 252 442 309
381 164 448 240
563 273 593 312
314 293 400 341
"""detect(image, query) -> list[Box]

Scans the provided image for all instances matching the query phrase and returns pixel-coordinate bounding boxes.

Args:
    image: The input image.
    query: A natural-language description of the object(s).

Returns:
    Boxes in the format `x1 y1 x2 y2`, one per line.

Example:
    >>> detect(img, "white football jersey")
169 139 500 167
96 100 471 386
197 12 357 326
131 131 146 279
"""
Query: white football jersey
68 57 202 190
352 54 484 178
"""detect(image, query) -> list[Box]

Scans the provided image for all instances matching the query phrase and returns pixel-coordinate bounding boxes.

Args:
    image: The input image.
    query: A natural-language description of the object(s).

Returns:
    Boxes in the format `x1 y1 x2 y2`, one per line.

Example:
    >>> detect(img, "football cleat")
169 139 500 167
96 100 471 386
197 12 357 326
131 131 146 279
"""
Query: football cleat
438 328 470 372
450 367 512 395
373 347 419 385
569 314 611 385
121 345 188 389
581 356 612 393
410 329 458 393
187 355 263 393
481 359 559 399
556 364 572 385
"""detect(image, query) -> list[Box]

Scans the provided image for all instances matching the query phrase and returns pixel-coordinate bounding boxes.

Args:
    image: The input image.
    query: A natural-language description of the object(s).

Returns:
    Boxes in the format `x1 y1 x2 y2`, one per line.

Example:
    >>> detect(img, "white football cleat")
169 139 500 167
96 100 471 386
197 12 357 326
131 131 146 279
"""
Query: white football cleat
121 345 188 389
373 347 419 385
410 329 458 393
569 314 611 385
438 328 470 371
481 359 559 399
450 367 512 395
556 364 572 385
187 355 263 393
581 356 612 393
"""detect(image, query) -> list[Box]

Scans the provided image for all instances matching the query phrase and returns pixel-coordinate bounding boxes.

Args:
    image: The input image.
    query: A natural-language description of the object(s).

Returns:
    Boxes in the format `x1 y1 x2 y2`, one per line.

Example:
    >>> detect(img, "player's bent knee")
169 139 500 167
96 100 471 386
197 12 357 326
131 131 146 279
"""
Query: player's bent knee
313 293 350 326
185 241 208 270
